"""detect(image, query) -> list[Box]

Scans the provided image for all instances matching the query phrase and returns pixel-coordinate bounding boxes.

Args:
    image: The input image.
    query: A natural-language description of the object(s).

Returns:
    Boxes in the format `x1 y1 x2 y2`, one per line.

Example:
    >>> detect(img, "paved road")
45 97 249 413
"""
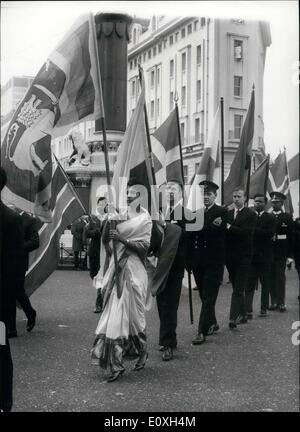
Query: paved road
9 268 299 412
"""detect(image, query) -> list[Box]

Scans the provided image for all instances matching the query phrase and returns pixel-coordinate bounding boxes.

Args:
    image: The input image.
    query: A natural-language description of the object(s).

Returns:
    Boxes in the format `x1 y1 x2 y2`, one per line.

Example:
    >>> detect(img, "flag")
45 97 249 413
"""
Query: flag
288 153 299 217
111 72 157 215
249 154 270 198
267 150 294 214
1 14 103 222
224 88 255 206
25 158 86 297
151 108 183 186
187 106 221 211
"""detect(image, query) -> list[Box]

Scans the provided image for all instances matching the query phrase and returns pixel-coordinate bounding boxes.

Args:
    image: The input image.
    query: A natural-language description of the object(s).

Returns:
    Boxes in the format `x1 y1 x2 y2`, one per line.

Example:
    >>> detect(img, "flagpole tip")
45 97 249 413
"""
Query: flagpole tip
252 83 255 90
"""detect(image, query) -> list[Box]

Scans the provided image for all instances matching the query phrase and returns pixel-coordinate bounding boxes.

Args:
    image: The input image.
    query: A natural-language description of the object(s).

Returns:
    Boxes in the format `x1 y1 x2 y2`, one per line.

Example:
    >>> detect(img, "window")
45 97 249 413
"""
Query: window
234 76 242 97
196 80 201 101
158 43 162 53
196 45 202 65
180 122 185 143
153 46 156 56
151 70 155 87
234 114 243 139
195 118 200 142
163 39 167 48
170 92 174 111
169 35 173 46
131 80 135 97
194 20 199 31
182 86 186 106
133 28 137 44
182 52 186 72
148 50 152 59
200 17 206 27
183 165 188 184
234 40 243 60
134 58 137 68
181 27 186 38
170 59 174 78
143 53 146 62
175 32 179 42
157 98 160 117
187 24 192 34
138 55 141 64
195 162 200 173
157 68 160 86
151 100 155 119
130 61 133 70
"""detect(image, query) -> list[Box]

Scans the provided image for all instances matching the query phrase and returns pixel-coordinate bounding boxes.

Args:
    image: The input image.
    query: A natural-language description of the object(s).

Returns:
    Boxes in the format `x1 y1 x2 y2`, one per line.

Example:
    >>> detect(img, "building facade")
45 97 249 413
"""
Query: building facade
128 15 271 182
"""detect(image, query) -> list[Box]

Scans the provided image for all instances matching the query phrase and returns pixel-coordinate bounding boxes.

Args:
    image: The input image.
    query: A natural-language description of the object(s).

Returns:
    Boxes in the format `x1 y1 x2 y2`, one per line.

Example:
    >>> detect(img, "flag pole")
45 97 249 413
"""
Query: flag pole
91 14 121 298
246 153 252 206
174 92 193 325
220 97 225 205
264 154 270 196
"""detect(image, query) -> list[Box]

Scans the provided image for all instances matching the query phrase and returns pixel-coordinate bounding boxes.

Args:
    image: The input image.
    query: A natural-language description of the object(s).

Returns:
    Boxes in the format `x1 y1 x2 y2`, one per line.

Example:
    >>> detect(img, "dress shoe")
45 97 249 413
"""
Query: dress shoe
207 323 220 335
278 304 286 312
133 352 148 371
192 333 206 345
236 315 248 324
106 369 125 383
27 310 36 332
268 304 278 311
93 306 102 314
8 330 18 338
259 310 267 317
213 324 220 332
247 313 253 320
162 347 173 361
229 320 237 329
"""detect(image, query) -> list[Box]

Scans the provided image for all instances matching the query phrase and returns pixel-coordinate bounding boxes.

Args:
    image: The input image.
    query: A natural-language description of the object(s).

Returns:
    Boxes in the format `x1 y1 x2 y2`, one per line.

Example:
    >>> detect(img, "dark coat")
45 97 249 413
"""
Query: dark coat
0 202 25 320
271 211 294 261
293 217 300 266
84 216 101 258
251 211 276 264
19 211 39 271
71 219 85 251
187 204 228 267
226 206 257 261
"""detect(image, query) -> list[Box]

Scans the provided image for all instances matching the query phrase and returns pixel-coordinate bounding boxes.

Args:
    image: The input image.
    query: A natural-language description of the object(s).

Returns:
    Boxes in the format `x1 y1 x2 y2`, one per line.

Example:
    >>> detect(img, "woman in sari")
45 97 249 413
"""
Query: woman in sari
91 180 152 382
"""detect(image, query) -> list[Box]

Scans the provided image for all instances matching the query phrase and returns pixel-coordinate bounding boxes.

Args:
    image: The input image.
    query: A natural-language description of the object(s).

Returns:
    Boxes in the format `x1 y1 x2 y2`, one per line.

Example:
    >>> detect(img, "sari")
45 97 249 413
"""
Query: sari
91 208 152 374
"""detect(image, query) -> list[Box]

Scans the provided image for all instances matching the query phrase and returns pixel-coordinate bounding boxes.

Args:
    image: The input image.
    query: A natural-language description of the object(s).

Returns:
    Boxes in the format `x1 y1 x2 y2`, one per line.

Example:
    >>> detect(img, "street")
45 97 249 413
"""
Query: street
10 268 299 412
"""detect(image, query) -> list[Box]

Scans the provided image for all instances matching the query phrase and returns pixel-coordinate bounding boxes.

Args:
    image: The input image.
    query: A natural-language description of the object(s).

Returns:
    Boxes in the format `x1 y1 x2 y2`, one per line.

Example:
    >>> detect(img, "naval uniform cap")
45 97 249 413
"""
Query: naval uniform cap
270 191 286 201
199 180 219 192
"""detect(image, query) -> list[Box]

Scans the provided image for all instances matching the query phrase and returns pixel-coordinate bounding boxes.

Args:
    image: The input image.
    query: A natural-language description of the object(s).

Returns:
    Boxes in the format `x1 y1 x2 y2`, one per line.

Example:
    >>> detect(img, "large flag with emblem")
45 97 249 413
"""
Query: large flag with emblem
224 87 255 206
187 106 221 211
267 149 294 214
25 157 86 297
151 109 184 186
1 14 103 222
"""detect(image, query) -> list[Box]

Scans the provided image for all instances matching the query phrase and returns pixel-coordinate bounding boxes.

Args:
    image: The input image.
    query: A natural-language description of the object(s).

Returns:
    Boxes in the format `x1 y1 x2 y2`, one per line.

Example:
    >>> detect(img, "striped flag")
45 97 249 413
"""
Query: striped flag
187 106 221 211
1 14 103 222
249 154 270 198
224 87 255 206
151 108 183 186
267 149 294 214
288 153 299 218
25 158 86 297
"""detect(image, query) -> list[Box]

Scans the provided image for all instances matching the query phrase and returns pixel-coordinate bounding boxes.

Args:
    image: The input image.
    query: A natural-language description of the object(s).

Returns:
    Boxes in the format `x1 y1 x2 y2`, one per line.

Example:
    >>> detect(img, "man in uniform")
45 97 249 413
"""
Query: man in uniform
269 191 294 312
226 187 257 328
187 181 227 345
245 194 276 318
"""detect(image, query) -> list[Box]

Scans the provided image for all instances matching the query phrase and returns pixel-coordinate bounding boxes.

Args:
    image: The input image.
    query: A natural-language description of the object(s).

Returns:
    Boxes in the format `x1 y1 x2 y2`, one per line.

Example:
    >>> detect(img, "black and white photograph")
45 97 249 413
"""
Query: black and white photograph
0 0 299 416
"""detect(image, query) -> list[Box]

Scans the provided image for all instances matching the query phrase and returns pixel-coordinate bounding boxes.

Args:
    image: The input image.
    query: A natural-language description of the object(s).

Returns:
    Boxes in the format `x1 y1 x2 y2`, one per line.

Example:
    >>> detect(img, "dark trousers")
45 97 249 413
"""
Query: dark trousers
226 258 251 321
7 273 35 333
89 255 102 309
192 263 223 335
74 251 80 269
270 259 286 306
245 262 271 313
156 267 184 348
0 334 13 412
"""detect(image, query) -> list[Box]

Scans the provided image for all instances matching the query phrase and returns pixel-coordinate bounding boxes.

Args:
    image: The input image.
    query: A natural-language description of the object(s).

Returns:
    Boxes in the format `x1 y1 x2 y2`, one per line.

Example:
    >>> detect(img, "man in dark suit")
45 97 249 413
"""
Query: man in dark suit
7 210 39 338
71 216 85 269
269 191 294 312
226 187 257 329
0 167 25 412
187 181 227 345
293 204 300 300
156 180 192 361
245 194 276 318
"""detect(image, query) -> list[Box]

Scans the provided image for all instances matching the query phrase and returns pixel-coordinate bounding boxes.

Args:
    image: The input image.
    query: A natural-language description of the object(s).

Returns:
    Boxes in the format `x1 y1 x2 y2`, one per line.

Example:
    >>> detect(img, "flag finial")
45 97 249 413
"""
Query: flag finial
252 83 255 91
174 91 179 104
